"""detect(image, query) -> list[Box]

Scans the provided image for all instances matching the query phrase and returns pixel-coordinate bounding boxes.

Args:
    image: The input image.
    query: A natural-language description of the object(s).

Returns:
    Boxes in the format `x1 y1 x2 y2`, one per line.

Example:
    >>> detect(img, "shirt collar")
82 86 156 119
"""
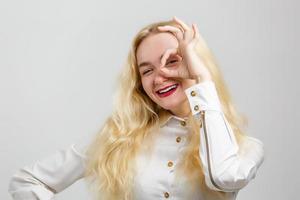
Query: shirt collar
158 109 189 127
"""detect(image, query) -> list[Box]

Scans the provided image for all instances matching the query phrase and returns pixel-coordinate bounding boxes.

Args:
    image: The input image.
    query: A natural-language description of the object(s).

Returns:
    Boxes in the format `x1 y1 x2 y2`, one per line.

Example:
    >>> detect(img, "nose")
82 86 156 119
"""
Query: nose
154 70 168 86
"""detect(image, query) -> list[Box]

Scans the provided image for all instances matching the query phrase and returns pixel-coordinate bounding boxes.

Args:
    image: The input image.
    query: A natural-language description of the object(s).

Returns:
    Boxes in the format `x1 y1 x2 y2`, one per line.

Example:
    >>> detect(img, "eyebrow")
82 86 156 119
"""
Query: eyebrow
138 53 165 68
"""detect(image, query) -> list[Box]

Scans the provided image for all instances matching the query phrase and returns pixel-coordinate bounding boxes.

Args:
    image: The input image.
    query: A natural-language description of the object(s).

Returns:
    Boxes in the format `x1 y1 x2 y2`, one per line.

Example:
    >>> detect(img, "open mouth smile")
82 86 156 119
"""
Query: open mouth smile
155 83 179 98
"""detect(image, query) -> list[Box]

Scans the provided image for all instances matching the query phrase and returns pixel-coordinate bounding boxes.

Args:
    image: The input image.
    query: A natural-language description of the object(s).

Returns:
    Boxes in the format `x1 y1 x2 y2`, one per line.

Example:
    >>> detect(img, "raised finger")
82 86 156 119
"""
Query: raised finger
157 25 184 41
173 17 195 41
192 23 200 39
173 16 190 31
160 48 178 67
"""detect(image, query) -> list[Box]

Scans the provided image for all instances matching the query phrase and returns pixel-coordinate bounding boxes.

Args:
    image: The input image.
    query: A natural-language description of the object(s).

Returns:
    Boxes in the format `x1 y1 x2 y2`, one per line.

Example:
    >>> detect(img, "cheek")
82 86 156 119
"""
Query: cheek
141 78 153 96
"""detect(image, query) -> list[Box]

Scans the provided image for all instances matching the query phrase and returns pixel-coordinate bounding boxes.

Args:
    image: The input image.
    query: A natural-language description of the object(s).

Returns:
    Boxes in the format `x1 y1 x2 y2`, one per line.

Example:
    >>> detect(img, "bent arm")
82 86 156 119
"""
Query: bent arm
185 81 265 192
8 144 87 200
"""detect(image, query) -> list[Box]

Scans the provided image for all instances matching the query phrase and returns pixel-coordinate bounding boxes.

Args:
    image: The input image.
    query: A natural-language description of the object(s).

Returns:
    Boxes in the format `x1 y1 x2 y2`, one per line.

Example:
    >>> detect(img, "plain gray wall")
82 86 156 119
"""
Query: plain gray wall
1 0 299 199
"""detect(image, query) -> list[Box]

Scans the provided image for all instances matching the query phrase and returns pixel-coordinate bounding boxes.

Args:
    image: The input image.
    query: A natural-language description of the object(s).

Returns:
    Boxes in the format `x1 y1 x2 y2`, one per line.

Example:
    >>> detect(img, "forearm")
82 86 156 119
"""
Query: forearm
8 144 87 199
185 81 264 192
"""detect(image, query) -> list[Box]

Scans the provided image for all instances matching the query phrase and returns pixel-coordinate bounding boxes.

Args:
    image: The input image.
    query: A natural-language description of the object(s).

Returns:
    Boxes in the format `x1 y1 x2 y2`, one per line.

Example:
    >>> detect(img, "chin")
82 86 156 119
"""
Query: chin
149 89 187 111
158 99 185 111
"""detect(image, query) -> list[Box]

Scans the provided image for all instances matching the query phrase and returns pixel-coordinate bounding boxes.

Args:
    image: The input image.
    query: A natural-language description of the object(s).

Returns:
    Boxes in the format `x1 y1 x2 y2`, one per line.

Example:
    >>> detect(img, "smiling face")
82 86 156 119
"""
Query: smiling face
136 32 194 117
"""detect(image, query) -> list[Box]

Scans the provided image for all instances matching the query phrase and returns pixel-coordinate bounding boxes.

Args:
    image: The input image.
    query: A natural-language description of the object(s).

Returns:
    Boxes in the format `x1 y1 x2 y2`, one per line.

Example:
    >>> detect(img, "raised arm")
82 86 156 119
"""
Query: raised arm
185 80 265 192
8 143 87 200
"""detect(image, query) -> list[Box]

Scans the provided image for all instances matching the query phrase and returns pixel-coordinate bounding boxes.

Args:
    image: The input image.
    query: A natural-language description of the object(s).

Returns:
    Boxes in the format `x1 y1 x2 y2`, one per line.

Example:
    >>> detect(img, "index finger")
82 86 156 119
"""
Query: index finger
173 16 190 31
160 48 179 67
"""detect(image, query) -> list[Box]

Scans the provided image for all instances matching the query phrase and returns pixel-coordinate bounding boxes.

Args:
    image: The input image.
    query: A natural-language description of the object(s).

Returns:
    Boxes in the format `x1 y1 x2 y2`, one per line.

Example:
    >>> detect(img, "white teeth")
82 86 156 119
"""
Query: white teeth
158 84 177 94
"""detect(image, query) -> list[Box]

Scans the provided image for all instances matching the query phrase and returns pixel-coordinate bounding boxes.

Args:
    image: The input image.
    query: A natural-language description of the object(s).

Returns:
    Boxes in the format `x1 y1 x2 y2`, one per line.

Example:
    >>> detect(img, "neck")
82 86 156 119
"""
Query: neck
169 99 191 118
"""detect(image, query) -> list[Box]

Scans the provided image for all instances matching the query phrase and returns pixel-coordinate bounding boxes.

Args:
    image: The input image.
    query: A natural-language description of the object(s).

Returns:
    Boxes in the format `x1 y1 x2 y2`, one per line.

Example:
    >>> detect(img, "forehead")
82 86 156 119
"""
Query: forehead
136 32 178 65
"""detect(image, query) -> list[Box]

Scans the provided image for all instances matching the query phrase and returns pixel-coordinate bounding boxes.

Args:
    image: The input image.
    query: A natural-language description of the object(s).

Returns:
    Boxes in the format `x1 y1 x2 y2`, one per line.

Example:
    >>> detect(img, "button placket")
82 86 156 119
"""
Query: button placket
161 117 189 198
177 119 188 151
164 158 175 199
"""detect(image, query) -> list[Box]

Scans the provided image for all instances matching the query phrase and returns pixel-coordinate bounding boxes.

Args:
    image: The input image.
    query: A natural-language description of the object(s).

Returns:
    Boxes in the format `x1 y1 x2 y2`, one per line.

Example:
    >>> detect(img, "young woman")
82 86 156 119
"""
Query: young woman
8 17 264 200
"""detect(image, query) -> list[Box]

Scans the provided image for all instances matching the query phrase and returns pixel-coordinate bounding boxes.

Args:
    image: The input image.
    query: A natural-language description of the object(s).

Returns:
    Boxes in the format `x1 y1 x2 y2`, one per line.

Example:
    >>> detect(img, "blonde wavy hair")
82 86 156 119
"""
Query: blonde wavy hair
84 19 248 200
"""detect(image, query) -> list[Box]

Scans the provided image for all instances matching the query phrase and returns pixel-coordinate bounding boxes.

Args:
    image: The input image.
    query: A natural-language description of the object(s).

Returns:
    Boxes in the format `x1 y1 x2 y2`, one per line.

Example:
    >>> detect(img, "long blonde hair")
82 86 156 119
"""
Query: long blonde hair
84 20 247 200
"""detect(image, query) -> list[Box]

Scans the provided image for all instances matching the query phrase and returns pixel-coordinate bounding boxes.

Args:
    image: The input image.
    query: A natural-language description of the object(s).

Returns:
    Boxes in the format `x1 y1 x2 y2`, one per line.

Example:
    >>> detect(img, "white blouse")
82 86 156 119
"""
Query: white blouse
8 81 265 200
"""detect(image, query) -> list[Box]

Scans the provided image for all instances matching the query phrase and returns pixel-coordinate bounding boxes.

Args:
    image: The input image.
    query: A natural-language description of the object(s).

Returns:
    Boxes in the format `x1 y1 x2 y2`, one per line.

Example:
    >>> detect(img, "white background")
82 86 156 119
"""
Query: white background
1 0 299 199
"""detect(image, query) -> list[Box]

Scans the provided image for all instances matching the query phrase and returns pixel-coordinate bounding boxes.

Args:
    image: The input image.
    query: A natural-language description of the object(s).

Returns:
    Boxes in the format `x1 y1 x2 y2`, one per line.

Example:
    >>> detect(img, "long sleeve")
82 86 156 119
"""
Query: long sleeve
184 81 265 192
8 143 87 200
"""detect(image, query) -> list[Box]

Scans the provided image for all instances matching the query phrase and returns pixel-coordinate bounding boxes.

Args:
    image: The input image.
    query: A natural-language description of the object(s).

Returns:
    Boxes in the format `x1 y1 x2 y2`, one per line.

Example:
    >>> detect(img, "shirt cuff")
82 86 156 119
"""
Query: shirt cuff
184 81 222 115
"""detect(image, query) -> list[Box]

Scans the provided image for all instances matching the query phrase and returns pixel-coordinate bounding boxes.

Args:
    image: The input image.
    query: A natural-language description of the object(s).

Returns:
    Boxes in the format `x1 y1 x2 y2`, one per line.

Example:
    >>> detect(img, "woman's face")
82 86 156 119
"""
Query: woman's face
136 32 194 115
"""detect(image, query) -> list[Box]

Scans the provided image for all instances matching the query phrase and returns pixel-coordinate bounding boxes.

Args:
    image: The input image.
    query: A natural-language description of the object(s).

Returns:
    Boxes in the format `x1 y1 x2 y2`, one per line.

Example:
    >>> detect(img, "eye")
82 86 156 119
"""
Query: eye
142 69 152 75
166 59 178 65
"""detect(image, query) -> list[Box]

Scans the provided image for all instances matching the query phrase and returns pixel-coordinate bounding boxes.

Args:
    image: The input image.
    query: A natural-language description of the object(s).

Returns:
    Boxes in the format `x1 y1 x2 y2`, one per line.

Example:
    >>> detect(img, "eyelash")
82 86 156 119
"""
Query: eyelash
143 69 152 75
142 60 178 75
167 60 178 64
